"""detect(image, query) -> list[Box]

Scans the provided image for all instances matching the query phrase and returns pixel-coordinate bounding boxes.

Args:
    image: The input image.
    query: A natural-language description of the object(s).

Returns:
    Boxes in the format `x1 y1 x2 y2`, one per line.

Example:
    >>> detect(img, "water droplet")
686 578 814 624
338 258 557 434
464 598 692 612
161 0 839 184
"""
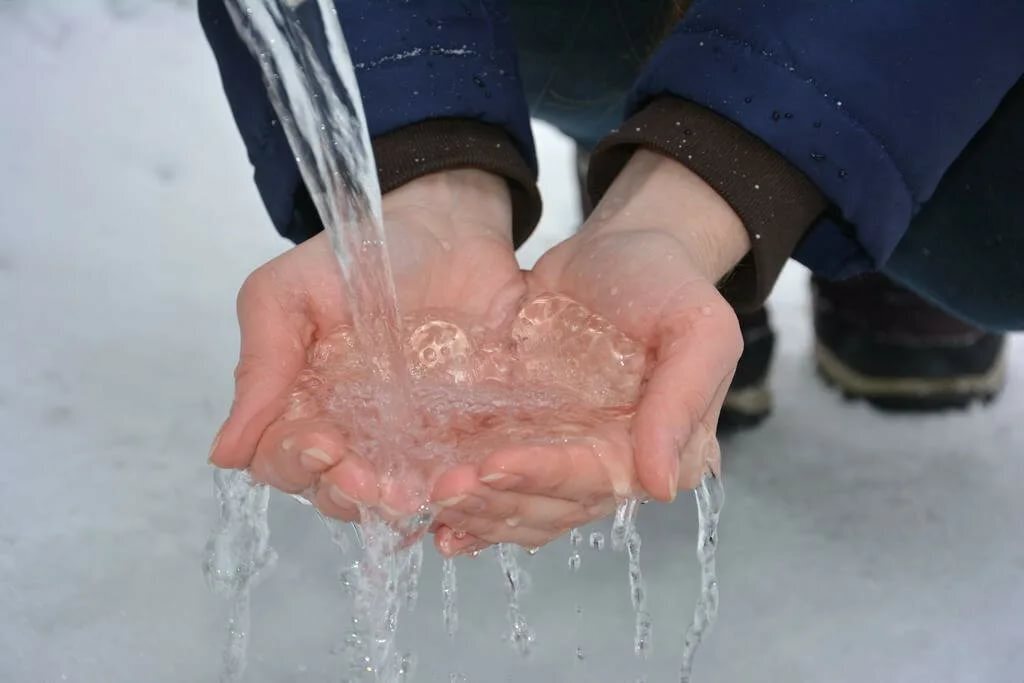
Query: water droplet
771 110 781 121
838 169 848 180
810 152 826 162
813 120 823 129
589 532 606 550
784 112 793 119
743 96 752 103
753 234 762 241
753 183 761 190
568 552 581 572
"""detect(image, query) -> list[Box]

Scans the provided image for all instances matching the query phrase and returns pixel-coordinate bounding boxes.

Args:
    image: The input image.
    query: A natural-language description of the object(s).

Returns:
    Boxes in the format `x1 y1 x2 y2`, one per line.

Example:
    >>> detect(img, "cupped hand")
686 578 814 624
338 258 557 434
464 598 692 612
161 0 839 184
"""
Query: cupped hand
207 169 525 521
432 150 748 557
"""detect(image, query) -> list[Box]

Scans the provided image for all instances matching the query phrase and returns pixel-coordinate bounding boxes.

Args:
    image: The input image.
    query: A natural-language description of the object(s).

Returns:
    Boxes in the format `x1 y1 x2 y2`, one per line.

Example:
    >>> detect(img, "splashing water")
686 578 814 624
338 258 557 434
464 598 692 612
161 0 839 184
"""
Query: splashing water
203 0 725 680
568 527 583 573
679 472 725 682
202 469 277 683
497 544 535 656
222 0 407 397
440 558 459 637
609 499 653 658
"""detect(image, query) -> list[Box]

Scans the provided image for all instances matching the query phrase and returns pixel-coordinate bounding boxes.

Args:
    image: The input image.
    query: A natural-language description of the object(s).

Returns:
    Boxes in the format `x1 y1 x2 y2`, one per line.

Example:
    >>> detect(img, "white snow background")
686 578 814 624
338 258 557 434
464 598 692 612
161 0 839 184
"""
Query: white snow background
1 4 1022 682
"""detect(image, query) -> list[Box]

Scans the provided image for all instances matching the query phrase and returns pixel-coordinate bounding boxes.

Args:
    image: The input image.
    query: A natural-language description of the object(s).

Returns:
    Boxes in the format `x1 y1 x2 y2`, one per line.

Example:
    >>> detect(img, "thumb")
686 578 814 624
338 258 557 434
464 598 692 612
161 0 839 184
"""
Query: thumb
631 301 741 501
209 272 307 469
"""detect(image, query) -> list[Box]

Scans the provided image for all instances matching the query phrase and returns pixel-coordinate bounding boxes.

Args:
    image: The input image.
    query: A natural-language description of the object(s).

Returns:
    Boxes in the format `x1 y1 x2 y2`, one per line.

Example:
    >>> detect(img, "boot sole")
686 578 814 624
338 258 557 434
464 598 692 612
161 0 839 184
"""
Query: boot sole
815 341 1007 411
719 384 772 433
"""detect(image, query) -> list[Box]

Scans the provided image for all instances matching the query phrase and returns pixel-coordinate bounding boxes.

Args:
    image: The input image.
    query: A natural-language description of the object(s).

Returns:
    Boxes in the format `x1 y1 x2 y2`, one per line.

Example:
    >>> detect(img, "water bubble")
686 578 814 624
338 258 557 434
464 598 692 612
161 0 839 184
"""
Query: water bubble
771 110 781 121
810 152 826 162
568 552 582 572
838 169 848 180
589 532 606 550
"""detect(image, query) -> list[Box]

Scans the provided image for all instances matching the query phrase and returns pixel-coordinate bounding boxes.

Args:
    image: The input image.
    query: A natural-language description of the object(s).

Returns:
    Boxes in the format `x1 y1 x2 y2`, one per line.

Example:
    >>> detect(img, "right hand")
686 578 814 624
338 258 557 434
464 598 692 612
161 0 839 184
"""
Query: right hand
207 170 526 521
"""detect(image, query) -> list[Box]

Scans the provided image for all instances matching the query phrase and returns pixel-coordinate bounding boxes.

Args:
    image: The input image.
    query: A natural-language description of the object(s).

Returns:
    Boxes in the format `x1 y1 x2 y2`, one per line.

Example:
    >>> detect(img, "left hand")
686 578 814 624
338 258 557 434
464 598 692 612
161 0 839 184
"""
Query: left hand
430 150 749 556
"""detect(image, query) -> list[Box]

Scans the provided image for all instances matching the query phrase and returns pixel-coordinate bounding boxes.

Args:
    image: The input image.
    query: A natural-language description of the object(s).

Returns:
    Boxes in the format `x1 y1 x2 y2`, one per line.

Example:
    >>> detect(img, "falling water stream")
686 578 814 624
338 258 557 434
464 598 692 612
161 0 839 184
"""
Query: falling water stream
202 1 723 680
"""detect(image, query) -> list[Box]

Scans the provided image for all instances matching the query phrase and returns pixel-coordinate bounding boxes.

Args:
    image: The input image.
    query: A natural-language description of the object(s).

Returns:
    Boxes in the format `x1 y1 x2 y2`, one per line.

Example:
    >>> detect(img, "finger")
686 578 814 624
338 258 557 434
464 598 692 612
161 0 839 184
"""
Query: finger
248 419 347 493
319 454 379 507
312 479 362 522
377 465 434 520
436 509 560 549
435 487 597 534
676 372 731 491
209 266 309 470
475 427 637 503
434 527 491 558
632 294 741 502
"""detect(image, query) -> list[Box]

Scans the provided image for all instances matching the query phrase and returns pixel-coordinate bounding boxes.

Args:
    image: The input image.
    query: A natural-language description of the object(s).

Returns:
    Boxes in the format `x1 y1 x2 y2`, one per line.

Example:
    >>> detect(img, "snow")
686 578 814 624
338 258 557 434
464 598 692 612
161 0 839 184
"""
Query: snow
1 5 1022 682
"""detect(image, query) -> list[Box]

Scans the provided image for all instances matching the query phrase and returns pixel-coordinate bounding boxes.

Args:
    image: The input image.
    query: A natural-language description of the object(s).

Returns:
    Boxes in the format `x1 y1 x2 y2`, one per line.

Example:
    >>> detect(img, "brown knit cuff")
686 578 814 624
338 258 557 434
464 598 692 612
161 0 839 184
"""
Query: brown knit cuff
373 119 542 248
588 97 827 311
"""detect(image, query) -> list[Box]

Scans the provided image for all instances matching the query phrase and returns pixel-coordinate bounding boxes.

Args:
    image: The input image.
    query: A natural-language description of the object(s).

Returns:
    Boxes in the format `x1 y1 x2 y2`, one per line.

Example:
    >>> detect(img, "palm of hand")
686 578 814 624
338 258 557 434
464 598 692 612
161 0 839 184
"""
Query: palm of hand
431 228 739 556
209 194 527 523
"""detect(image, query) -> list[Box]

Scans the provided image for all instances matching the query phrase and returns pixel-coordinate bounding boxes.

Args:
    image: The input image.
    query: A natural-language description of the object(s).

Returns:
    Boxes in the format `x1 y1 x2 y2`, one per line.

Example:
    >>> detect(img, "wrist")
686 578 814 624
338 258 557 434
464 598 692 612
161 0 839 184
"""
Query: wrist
583 149 750 282
383 168 513 243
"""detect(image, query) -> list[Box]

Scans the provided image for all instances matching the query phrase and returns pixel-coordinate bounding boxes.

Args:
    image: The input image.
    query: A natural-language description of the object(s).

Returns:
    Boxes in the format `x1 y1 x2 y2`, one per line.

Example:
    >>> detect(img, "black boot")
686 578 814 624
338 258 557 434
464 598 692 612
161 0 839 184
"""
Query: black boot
812 274 1007 410
719 307 775 433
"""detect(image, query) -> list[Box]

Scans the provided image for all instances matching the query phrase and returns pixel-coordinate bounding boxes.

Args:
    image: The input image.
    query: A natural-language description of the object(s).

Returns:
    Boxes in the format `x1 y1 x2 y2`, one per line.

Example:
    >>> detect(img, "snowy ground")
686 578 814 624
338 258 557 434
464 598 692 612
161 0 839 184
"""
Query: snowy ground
2 5 1023 683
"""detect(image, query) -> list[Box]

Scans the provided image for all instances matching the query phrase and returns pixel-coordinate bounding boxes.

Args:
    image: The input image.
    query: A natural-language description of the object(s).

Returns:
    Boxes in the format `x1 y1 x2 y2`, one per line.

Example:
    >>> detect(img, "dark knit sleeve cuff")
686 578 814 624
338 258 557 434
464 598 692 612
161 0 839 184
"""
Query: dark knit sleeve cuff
372 119 542 248
587 97 828 311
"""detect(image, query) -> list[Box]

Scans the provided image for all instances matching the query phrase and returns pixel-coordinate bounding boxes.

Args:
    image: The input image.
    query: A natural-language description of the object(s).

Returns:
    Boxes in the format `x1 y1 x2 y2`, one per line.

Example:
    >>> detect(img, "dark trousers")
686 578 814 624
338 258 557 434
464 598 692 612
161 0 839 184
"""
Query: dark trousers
509 1 1024 331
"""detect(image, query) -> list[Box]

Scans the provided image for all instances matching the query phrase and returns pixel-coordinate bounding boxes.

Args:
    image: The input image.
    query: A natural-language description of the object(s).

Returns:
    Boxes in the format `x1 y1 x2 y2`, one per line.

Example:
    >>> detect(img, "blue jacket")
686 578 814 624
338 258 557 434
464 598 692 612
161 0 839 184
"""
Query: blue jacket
200 0 1024 278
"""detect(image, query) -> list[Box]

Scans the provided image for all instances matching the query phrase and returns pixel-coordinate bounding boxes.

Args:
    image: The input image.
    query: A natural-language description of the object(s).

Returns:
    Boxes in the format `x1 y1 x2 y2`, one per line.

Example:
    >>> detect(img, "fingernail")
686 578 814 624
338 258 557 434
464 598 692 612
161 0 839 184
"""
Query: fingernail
299 447 333 469
207 424 225 463
328 485 358 508
461 495 488 513
480 473 523 488
435 495 467 509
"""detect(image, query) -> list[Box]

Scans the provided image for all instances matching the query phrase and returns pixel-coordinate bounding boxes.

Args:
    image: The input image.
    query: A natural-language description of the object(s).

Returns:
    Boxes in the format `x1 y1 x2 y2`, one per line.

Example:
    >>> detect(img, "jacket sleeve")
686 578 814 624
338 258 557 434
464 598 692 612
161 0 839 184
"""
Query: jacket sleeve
625 0 1024 280
198 0 541 245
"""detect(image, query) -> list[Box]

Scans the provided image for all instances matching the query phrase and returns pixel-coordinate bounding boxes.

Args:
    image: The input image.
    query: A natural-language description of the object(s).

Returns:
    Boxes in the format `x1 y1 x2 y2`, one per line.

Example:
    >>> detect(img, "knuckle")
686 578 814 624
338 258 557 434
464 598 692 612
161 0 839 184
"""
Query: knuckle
237 266 271 310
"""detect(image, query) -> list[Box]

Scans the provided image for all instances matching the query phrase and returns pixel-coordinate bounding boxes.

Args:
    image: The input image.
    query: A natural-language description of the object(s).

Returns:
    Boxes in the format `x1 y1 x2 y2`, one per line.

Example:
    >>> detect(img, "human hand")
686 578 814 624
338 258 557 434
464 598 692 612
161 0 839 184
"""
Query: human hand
432 150 748 556
207 169 526 521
